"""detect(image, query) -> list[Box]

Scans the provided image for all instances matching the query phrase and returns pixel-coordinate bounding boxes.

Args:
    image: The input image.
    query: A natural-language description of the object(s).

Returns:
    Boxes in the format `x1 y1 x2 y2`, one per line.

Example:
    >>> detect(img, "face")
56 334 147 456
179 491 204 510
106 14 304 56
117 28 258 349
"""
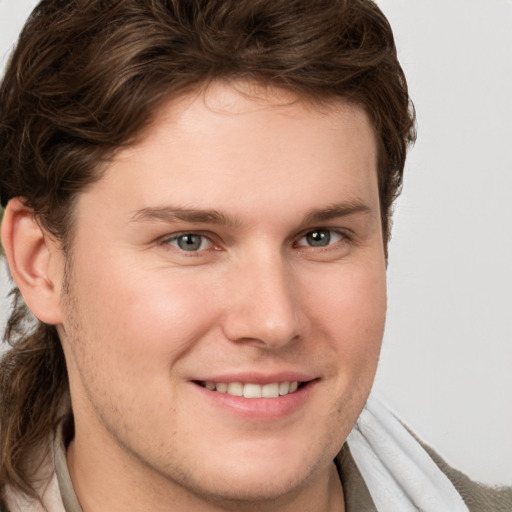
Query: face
57 82 387 509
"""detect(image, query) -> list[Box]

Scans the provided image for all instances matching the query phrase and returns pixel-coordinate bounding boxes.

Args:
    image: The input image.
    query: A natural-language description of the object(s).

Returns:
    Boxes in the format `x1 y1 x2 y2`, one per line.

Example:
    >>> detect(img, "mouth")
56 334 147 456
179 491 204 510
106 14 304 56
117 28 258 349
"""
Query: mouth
193 377 317 419
196 380 305 398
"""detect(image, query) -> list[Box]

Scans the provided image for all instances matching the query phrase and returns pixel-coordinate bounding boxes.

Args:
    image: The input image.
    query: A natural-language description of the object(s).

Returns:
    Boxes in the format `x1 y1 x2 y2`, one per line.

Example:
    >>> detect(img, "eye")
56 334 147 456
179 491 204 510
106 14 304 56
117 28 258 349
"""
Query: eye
165 233 213 252
296 229 344 248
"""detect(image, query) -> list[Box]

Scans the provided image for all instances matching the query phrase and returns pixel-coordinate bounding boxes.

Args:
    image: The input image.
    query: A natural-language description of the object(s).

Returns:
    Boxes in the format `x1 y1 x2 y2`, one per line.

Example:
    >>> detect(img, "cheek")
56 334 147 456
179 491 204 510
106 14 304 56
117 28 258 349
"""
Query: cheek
69 257 221 364
304 261 386 362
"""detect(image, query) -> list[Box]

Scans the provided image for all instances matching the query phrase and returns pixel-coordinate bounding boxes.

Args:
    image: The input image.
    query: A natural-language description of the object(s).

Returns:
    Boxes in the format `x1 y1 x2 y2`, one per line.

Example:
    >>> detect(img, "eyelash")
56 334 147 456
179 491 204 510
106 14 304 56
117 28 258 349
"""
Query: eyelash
294 228 347 250
160 228 350 254
161 232 216 253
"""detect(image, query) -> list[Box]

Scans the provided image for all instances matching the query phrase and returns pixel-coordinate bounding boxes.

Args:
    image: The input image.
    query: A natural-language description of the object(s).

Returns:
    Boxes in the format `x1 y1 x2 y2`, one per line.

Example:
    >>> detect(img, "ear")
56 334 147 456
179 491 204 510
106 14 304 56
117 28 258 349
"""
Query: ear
1 197 64 324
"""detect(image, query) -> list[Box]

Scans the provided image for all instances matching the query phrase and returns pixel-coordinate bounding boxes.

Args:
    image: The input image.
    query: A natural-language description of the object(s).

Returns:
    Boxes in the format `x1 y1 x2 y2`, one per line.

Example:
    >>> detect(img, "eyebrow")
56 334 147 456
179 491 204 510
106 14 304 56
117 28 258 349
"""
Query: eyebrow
301 200 373 226
130 206 240 227
130 200 372 228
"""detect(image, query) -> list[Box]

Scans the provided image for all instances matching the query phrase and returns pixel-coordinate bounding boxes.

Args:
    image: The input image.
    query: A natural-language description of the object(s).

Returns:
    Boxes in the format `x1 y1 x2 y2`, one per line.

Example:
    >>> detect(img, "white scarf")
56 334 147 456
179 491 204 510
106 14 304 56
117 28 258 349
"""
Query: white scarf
347 395 469 512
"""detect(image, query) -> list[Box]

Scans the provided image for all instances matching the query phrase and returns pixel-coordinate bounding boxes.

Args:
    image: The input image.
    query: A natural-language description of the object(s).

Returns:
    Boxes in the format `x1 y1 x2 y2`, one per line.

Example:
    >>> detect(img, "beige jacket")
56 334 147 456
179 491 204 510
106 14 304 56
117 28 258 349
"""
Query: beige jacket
336 443 512 512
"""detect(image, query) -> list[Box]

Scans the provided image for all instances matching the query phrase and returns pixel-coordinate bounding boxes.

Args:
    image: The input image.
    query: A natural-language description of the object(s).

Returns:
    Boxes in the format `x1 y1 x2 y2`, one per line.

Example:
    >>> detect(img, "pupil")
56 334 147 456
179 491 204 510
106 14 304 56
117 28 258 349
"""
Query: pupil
178 234 201 251
306 230 330 247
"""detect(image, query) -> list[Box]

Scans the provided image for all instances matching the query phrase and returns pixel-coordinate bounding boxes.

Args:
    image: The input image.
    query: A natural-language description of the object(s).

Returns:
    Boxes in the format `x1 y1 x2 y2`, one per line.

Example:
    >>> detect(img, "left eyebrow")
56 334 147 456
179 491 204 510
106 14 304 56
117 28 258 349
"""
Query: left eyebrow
301 200 373 226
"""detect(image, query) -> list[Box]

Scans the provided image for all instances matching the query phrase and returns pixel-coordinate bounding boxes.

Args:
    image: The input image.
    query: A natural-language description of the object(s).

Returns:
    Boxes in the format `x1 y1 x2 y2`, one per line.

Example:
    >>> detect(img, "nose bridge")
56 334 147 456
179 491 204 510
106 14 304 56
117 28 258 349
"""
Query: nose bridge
222 247 304 347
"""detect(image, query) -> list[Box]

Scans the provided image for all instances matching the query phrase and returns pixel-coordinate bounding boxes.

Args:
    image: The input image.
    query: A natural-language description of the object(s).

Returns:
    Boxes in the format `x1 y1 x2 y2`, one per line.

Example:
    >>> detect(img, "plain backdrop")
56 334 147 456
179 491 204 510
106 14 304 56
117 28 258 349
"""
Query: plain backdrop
1 0 511 486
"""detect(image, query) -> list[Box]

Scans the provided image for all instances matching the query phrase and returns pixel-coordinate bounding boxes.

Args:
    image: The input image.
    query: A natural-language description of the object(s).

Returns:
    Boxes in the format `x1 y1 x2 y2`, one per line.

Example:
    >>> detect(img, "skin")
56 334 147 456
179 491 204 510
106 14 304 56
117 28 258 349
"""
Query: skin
3 81 387 512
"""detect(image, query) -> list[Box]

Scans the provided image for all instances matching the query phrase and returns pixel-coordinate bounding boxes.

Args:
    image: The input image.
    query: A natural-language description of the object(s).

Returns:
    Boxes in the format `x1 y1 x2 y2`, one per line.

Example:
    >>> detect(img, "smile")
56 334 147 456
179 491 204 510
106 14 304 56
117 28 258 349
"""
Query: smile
199 381 301 398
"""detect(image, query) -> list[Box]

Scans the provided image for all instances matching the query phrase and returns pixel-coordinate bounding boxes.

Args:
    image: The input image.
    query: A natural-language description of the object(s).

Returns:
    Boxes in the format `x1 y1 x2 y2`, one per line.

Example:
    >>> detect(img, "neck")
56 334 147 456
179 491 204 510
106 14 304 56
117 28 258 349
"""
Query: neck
67 436 345 512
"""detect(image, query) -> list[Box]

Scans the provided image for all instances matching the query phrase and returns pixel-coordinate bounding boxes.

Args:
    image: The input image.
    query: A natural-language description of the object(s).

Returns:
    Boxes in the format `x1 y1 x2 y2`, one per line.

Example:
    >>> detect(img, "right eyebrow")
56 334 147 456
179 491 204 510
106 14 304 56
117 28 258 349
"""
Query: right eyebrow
130 206 241 228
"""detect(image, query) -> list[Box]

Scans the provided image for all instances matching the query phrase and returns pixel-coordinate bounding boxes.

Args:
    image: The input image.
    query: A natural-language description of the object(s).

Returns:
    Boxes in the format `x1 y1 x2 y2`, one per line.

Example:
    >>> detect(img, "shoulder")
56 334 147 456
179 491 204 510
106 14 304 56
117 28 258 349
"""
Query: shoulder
422 442 512 512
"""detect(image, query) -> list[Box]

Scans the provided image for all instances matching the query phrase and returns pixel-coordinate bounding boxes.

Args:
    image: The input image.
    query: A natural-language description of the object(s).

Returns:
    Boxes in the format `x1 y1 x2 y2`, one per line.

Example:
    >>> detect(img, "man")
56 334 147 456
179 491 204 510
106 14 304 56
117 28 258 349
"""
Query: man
0 1 510 511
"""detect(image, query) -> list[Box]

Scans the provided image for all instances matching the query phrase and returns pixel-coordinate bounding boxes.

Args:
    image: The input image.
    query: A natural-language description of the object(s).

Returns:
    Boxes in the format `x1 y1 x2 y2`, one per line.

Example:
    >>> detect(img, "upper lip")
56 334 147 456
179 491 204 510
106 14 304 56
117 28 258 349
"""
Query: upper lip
191 371 317 385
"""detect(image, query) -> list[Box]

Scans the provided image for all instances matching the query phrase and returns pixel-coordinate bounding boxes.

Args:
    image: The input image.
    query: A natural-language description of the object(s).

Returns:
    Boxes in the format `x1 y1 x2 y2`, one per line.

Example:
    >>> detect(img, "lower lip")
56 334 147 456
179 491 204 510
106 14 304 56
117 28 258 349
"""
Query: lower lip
191 381 317 421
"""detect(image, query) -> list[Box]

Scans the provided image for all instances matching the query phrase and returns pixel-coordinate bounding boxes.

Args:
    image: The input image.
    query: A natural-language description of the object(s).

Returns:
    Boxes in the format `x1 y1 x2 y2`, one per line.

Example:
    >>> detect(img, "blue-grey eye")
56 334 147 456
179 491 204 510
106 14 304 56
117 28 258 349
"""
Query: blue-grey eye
168 233 212 252
298 229 343 247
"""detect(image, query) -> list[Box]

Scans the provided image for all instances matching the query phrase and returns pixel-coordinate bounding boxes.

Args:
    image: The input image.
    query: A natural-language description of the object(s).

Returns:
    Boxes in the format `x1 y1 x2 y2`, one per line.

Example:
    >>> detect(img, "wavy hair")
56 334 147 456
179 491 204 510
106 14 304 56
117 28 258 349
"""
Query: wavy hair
0 0 415 504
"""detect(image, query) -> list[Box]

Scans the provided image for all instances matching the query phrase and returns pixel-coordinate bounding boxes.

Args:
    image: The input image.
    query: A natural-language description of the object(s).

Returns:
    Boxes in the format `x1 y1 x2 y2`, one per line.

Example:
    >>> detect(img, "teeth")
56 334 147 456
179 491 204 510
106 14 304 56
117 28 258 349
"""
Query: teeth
202 381 300 398
279 382 290 395
216 382 227 393
227 382 243 396
262 383 279 398
243 383 262 398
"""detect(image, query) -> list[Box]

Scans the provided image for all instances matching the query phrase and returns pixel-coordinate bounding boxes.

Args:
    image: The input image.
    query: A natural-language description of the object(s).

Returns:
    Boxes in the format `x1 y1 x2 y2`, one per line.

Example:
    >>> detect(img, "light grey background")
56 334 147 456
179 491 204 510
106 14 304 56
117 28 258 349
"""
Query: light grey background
1 0 511 486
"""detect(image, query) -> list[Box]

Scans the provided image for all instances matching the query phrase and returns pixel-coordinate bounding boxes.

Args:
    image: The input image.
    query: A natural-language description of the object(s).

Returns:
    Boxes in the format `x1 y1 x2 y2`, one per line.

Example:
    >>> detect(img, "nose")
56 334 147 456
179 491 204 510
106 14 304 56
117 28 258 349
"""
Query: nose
221 253 308 349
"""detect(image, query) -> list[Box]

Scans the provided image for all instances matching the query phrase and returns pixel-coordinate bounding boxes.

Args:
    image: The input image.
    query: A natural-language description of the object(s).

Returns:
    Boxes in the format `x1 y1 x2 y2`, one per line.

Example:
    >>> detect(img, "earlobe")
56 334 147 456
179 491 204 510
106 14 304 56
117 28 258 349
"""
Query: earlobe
1 197 64 325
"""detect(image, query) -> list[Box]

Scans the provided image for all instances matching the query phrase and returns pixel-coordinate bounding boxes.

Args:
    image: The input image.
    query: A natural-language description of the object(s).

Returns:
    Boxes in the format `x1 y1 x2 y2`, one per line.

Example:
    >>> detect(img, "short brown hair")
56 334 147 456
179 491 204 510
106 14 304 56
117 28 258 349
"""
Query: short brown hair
0 0 415 503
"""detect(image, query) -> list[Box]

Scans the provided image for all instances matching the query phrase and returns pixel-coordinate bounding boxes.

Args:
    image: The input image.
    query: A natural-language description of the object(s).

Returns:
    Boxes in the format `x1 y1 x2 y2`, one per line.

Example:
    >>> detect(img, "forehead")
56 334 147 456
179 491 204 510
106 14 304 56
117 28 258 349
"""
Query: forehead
128 80 377 160
77 81 379 229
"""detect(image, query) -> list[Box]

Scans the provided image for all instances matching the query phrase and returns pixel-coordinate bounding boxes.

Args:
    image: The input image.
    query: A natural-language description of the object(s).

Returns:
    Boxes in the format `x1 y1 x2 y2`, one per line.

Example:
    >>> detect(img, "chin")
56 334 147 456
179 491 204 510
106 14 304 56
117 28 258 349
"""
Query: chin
189 462 319 506
173 436 335 506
